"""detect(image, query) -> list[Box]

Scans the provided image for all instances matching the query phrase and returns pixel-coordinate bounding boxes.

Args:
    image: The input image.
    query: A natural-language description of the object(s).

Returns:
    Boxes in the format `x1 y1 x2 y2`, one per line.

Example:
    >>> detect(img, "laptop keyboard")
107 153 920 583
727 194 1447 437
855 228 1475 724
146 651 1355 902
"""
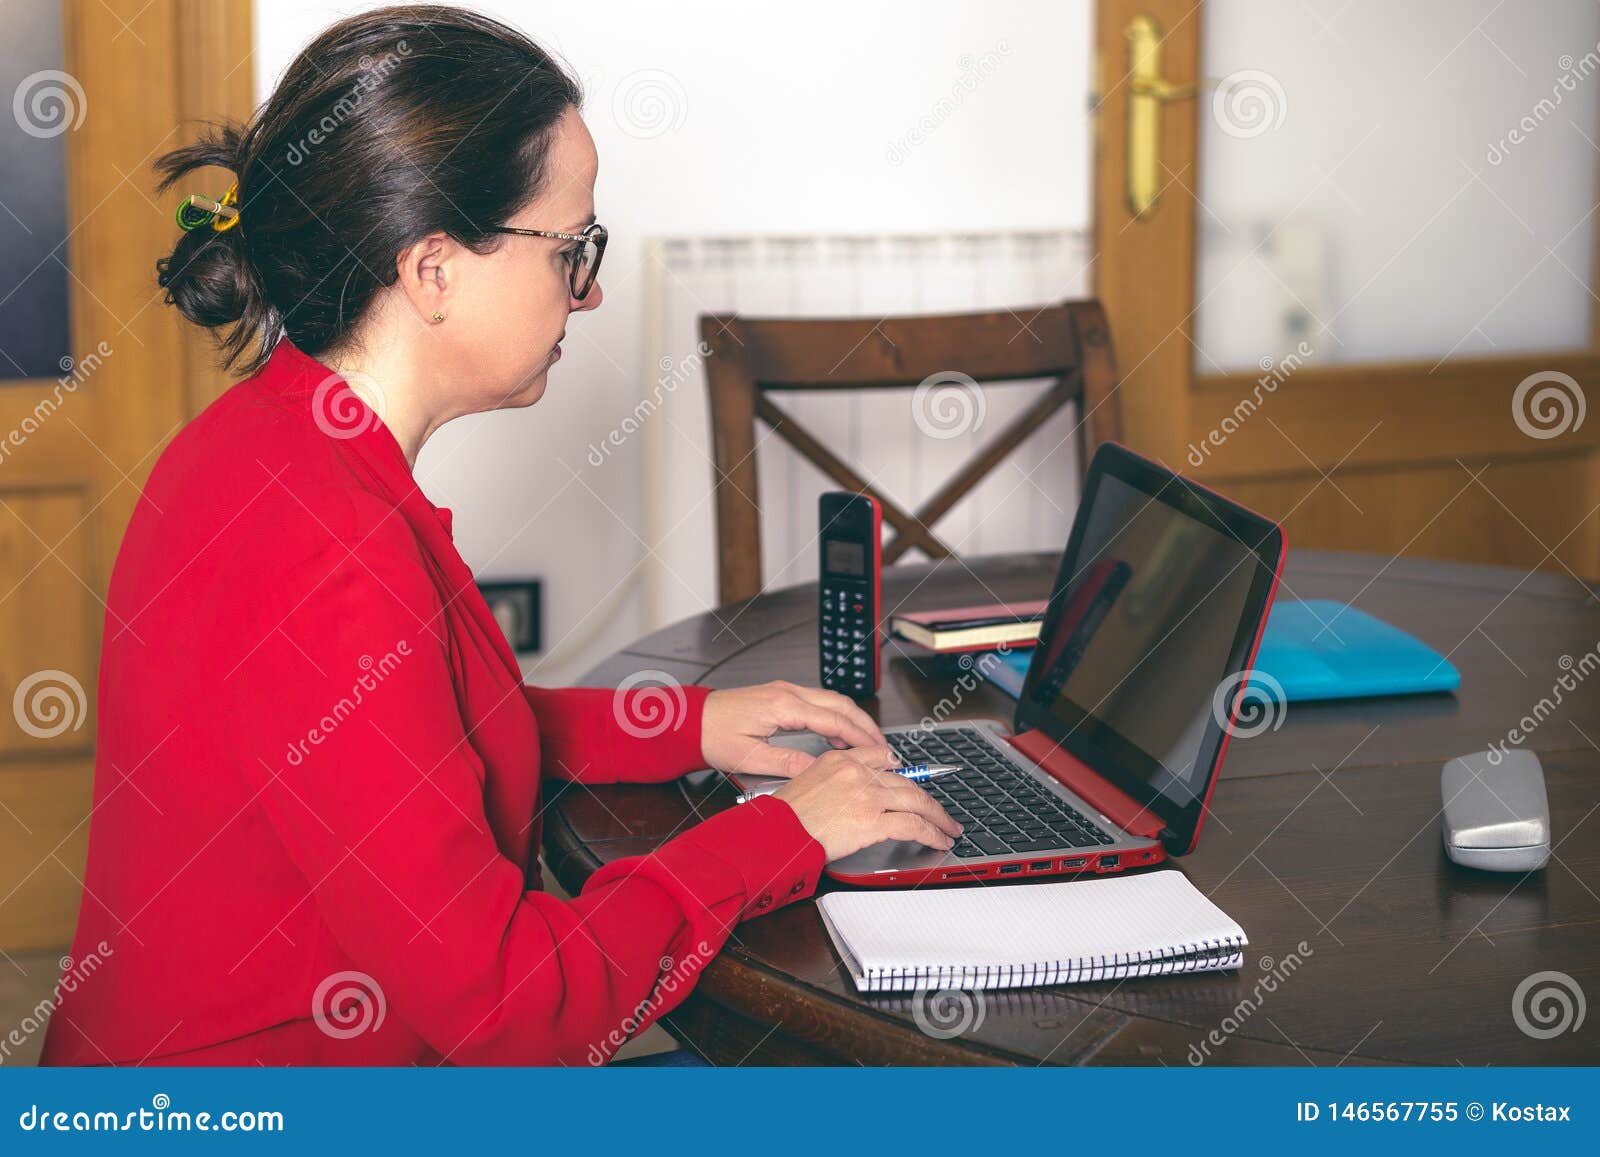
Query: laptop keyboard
888 725 1116 859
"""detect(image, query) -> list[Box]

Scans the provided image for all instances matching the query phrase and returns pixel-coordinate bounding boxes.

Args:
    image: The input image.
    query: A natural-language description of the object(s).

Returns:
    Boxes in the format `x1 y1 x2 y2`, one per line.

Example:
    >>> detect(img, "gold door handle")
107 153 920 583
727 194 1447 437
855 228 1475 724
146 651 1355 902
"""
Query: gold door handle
1129 76 1196 102
1125 15 1198 220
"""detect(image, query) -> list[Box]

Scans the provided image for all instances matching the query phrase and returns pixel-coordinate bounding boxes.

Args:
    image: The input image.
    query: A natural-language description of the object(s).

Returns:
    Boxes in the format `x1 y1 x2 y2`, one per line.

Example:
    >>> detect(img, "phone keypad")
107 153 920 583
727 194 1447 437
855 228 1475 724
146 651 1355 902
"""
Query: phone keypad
820 582 875 696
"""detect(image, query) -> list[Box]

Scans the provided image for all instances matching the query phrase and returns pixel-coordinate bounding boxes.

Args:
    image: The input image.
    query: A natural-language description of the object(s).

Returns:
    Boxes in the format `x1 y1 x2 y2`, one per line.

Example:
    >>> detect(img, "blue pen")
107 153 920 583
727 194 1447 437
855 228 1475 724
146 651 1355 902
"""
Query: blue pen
890 763 962 782
735 764 961 803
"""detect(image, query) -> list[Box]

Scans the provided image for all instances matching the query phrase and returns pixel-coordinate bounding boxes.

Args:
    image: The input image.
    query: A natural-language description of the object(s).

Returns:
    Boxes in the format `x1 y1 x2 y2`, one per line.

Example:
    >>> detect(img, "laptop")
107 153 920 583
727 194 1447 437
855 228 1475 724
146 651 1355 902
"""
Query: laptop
738 441 1287 886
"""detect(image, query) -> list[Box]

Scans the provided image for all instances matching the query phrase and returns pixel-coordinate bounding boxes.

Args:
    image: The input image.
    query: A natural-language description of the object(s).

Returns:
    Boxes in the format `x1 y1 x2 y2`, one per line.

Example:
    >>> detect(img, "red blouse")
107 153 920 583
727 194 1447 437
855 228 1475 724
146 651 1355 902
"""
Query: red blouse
40 340 824 1067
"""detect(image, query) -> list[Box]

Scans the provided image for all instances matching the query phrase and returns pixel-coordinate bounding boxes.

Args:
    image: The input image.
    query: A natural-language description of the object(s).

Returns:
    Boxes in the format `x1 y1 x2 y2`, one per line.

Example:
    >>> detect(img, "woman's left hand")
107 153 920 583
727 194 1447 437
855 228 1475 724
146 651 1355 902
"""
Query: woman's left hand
700 680 888 778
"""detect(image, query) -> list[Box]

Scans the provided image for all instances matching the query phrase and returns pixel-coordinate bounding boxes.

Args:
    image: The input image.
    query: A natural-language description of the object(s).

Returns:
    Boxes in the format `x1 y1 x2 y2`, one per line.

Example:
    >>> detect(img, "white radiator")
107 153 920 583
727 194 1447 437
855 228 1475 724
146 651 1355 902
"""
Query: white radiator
639 228 1093 629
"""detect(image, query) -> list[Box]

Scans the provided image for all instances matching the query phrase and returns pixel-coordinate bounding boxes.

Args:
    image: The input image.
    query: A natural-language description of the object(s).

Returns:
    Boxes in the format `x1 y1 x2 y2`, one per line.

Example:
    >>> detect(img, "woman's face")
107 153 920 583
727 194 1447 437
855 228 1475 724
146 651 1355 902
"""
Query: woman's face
440 106 603 413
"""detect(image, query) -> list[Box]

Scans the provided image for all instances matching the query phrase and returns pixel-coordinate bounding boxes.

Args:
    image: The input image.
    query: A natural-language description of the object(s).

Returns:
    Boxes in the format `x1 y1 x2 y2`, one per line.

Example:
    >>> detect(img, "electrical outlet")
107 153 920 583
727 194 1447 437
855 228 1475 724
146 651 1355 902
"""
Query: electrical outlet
476 579 542 654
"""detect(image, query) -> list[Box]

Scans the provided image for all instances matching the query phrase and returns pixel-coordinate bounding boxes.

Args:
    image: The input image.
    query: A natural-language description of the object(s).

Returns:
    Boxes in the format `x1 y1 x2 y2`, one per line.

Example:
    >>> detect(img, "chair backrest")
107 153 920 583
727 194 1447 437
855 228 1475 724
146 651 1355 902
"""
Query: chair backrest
700 298 1121 606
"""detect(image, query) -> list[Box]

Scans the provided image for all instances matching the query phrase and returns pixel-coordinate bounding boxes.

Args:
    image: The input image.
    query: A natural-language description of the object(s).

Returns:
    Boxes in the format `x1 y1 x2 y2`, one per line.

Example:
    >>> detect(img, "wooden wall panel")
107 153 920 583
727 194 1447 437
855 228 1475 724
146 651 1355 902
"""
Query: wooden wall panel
0 490 95 757
1222 451 1596 577
0 763 93 951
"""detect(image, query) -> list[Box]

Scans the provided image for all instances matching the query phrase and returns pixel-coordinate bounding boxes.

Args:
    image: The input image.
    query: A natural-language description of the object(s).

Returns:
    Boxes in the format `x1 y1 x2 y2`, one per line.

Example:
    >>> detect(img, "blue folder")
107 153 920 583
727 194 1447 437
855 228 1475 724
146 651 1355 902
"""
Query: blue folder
978 598 1460 703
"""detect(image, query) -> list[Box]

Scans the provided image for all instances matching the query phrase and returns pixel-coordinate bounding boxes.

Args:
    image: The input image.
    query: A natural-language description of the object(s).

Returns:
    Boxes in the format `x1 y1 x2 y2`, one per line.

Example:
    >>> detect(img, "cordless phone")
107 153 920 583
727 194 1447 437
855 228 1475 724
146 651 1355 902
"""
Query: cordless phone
818 491 881 698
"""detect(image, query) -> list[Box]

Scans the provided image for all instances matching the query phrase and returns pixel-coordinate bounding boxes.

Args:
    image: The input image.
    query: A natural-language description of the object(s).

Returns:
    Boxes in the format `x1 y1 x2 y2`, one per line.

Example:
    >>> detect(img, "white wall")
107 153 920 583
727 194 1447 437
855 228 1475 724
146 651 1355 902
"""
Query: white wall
255 0 1093 685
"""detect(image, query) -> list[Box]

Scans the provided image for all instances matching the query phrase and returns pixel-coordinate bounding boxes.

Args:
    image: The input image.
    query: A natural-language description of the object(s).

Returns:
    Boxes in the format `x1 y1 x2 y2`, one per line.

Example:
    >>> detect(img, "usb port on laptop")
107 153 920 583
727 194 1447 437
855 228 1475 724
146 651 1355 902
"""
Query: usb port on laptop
998 864 1023 875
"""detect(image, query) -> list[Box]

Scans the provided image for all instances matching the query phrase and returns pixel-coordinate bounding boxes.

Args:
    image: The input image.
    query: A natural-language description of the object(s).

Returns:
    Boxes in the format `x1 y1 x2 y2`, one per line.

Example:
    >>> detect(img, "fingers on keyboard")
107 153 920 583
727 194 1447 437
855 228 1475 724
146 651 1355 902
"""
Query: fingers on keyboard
896 724 1113 857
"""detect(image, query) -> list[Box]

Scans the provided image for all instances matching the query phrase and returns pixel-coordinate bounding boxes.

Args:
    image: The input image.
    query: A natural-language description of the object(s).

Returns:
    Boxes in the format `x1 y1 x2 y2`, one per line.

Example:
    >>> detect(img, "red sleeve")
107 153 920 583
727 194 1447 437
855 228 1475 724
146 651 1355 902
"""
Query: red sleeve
524 683 712 784
235 516 824 1066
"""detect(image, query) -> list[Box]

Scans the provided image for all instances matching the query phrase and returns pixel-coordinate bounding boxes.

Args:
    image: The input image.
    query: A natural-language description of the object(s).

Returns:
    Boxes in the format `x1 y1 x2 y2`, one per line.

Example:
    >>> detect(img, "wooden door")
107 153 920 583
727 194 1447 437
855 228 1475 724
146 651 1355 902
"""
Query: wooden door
0 0 252 952
1093 0 1599 578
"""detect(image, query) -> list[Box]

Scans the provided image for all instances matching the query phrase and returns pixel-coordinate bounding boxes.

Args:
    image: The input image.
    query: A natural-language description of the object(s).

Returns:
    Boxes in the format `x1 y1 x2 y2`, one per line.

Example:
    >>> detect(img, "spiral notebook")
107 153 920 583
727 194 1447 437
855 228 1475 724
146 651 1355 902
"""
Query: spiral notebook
817 871 1247 993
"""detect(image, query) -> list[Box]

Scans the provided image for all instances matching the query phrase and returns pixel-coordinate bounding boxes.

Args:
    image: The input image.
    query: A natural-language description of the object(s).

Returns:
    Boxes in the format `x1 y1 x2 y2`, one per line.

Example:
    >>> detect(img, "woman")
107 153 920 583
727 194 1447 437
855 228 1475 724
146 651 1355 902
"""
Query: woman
40 5 958 1067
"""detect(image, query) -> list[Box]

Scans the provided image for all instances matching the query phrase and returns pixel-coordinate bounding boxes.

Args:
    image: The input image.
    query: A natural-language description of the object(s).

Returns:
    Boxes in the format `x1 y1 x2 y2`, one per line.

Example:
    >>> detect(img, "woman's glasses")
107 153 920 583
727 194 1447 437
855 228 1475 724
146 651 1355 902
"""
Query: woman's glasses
484 221 607 300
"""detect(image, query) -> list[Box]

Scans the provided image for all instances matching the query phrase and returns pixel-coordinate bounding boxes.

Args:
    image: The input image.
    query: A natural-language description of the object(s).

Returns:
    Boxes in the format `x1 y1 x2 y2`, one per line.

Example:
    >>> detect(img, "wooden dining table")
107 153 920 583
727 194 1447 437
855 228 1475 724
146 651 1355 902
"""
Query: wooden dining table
546 549 1600 1065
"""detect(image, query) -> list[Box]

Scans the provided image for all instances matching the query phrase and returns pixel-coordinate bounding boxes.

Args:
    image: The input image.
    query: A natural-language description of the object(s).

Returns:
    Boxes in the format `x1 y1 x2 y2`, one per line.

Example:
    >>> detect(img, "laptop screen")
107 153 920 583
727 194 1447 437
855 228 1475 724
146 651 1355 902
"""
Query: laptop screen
1017 445 1283 850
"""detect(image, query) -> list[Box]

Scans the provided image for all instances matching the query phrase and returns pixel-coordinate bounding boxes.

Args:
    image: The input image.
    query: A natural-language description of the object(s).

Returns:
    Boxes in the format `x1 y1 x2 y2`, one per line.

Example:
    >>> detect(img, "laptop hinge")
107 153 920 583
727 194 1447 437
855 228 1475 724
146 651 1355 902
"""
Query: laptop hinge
1004 728 1166 839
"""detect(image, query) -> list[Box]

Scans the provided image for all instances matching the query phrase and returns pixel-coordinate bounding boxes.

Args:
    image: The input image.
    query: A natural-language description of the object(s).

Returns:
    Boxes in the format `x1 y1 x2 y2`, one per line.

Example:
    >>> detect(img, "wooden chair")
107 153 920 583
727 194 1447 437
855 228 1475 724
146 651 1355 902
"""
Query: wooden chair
700 298 1122 606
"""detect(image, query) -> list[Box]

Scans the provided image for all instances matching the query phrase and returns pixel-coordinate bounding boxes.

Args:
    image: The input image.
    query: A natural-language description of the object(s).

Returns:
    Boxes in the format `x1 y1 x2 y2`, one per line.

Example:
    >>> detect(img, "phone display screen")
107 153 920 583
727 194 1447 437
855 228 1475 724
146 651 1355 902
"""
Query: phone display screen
824 538 866 578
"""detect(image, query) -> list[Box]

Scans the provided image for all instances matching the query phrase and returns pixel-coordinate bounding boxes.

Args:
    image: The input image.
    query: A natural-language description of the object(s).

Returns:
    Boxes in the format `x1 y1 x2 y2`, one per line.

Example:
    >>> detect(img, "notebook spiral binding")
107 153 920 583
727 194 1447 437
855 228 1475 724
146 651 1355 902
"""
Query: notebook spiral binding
867 936 1247 992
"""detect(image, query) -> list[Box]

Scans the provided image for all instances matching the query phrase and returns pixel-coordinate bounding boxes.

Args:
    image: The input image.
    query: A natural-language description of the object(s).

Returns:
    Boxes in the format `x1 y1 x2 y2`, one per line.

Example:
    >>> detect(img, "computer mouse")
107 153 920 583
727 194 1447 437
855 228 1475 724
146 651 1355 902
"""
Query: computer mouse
1441 749 1550 872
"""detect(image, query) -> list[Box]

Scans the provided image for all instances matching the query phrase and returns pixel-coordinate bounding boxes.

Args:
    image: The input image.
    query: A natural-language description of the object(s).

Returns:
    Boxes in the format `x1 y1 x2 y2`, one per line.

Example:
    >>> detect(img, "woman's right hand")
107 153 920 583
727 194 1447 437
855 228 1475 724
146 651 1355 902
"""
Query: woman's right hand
772 746 964 862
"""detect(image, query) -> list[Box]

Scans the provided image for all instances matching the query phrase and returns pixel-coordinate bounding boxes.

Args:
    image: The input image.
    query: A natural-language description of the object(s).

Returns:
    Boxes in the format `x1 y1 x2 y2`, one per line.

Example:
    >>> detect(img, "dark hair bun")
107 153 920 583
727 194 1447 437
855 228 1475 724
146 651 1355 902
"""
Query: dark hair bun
155 122 272 366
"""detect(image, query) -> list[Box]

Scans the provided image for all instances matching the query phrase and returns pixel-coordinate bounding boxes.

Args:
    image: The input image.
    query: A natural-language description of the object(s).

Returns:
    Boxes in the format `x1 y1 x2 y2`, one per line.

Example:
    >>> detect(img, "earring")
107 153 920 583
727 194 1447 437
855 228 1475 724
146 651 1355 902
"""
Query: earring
431 311 445 323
